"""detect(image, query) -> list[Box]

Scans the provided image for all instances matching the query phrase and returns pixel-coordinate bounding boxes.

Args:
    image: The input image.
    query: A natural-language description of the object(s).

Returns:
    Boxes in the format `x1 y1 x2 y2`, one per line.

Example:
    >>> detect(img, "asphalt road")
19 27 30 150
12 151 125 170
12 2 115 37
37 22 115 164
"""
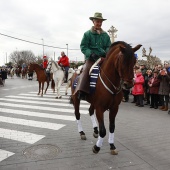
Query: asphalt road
0 75 170 170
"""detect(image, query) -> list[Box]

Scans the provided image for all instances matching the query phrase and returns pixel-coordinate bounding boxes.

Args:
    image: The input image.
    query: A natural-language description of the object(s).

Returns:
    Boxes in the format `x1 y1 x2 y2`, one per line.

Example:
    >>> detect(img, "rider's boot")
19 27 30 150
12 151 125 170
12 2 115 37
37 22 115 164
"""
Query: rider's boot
64 72 68 83
78 91 87 100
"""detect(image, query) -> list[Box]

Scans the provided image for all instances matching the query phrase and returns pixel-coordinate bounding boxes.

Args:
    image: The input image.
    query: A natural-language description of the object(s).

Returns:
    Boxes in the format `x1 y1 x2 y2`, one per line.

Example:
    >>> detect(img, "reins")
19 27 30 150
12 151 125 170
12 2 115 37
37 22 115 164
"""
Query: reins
48 61 63 73
98 52 124 95
99 67 122 95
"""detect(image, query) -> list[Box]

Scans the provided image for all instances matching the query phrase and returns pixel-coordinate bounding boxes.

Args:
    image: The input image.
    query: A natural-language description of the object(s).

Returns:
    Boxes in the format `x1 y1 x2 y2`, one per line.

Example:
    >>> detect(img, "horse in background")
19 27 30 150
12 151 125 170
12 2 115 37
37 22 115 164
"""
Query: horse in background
10 68 15 78
28 63 50 97
70 41 142 155
65 65 83 98
47 59 75 97
15 66 22 77
21 67 28 79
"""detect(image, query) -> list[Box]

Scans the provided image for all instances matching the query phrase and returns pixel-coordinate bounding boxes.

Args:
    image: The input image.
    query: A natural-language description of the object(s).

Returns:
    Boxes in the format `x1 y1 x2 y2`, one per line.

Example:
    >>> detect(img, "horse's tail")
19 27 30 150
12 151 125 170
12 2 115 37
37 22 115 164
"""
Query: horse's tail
51 79 55 90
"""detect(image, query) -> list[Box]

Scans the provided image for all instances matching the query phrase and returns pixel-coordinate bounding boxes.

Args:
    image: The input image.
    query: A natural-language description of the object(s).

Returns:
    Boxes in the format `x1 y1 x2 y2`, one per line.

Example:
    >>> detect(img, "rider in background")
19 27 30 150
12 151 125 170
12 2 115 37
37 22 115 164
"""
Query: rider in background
58 51 70 83
22 63 27 71
42 55 50 81
75 12 111 100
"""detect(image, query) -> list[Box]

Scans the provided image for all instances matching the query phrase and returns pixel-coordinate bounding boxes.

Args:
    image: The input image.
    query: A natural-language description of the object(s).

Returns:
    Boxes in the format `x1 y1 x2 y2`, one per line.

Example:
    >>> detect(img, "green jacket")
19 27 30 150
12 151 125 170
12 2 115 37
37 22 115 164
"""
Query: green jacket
80 27 111 60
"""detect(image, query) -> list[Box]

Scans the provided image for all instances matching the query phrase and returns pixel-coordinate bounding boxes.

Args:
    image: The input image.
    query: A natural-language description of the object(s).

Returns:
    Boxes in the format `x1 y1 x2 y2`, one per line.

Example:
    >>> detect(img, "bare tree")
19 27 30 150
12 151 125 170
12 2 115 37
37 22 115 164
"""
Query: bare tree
141 47 162 69
9 50 36 66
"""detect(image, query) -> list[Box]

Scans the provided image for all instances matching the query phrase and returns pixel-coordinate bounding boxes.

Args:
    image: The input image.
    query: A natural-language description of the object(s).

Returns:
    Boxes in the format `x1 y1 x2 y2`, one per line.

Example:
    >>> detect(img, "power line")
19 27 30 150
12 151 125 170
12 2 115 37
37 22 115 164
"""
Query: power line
0 32 80 50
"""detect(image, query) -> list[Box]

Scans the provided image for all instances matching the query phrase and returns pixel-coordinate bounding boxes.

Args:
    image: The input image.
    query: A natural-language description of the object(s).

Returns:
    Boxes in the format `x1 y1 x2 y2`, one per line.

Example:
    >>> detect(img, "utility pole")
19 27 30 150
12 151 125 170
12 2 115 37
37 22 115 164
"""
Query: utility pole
6 52 7 63
66 44 68 56
54 52 55 61
42 38 44 56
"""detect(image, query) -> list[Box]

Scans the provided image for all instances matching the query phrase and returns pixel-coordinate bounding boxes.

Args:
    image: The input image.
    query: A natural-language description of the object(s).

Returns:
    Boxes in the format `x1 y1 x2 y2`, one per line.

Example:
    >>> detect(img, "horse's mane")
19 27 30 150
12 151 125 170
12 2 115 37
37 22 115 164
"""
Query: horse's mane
52 60 59 68
31 63 44 70
110 41 131 49
108 41 134 64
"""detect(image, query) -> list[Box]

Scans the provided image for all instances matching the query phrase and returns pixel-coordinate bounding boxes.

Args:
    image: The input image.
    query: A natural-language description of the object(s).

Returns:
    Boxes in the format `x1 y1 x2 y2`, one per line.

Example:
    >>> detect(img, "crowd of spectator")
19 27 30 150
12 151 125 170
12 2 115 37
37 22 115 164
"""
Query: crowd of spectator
122 63 170 114
0 66 8 85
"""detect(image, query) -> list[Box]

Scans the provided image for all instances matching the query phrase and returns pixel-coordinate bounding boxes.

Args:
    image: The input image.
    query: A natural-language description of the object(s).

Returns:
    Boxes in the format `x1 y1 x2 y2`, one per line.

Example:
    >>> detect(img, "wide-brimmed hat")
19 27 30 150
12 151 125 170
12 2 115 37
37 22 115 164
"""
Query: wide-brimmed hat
89 12 107 21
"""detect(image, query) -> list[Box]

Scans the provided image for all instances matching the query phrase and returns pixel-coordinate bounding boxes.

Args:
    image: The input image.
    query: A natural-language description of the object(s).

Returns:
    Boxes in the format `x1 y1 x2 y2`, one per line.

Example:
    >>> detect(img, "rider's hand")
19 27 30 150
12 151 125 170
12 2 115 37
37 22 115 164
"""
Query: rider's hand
90 53 99 61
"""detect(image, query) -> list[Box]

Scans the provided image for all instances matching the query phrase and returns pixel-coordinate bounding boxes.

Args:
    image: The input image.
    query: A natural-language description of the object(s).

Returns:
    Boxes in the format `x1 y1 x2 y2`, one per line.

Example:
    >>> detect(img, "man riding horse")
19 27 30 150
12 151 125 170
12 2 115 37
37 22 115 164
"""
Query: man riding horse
43 55 50 81
75 12 111 100
58 51 70 83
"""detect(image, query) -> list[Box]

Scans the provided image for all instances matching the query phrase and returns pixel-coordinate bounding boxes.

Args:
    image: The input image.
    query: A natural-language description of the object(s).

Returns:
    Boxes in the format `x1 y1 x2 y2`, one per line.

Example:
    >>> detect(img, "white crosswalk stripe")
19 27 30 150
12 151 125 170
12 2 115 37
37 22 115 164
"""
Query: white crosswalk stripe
1 97 89 108
0 108 75 121
0 116 65 130
0 128 45 144
0 149 15 162
0 87 90 162
0 102 88 114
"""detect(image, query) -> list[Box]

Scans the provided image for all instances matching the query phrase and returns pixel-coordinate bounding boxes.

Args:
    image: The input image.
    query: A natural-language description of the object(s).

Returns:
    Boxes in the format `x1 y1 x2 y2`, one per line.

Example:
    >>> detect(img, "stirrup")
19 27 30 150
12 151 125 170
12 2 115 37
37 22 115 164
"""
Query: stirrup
78 91 87 100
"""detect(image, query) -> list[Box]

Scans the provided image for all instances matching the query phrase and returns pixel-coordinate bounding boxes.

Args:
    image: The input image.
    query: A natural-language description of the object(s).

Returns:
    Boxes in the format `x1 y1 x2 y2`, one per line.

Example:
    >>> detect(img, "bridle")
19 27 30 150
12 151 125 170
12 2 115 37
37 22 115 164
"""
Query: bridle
98 53 124 95
47 61 62 73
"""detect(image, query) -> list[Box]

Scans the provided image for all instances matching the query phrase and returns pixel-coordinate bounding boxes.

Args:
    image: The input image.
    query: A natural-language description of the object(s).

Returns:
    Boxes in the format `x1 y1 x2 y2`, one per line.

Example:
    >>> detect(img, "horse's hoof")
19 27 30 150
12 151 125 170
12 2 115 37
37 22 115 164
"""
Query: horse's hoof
58 96 62 99
80 131 86 140
110 149 118 155
80 135 86 140
93 132 98 138
92 145 100 154
55 97 58 99
65 93 67 95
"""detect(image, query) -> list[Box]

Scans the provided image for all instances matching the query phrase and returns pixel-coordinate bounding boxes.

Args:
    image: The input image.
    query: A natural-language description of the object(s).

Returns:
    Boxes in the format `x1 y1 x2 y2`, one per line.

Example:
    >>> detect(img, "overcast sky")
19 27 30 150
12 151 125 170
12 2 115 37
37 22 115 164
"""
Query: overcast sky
0 0 170 66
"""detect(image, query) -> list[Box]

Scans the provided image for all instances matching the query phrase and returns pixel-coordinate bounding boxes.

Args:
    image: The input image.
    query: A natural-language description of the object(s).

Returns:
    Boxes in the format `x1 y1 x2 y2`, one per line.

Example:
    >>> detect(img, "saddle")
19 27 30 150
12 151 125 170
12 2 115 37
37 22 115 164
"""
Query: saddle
73 65 100 94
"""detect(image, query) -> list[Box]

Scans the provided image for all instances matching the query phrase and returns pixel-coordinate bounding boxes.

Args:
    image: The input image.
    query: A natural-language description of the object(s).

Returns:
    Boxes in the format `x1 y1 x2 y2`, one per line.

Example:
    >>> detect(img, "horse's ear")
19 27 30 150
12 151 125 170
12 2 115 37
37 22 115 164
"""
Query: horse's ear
133 44 142 52
119 46 126 53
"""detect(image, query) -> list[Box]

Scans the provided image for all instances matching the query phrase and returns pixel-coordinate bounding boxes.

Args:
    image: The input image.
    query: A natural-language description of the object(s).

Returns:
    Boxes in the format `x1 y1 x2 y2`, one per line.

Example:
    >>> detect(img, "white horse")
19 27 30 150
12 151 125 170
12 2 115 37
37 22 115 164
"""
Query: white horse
47 60 64 98
10 68 15 78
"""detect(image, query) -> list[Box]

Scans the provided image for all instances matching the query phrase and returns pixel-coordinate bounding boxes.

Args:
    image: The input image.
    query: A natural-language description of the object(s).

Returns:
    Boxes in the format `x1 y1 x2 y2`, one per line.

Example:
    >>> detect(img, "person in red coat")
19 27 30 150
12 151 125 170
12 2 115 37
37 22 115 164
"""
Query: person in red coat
42 55 50 81
58 51 70 83
148 70 160 109
43 56 48 69
132 69 145 107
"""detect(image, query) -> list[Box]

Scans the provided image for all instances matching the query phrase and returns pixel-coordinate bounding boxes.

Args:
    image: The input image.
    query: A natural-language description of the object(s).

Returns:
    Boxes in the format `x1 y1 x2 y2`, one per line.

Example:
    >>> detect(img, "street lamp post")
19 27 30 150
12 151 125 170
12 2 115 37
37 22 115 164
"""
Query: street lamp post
66 44 68 56
42 38 44 56
108 26 118 43
6 52 7 64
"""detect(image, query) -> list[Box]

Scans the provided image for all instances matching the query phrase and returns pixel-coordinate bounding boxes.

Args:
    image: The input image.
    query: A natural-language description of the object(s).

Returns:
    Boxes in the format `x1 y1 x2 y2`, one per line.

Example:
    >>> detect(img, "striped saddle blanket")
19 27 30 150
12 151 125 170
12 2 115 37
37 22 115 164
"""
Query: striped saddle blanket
73 65 100 94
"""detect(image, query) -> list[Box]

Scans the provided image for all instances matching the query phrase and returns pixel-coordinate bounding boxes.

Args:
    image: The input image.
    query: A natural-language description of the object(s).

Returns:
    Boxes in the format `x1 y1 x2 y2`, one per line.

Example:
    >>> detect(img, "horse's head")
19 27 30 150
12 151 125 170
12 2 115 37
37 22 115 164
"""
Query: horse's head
46 61 52 73
47 60 60 73
109 41 142 89
28 63 35 73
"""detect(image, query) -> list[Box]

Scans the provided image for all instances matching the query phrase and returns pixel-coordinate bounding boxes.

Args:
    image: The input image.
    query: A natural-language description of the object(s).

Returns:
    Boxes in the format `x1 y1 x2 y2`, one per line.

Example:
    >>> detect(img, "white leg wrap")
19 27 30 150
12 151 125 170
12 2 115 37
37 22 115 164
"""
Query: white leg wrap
108 132 114 144
77 119 83 132
96 136 104 147
90 115 98 128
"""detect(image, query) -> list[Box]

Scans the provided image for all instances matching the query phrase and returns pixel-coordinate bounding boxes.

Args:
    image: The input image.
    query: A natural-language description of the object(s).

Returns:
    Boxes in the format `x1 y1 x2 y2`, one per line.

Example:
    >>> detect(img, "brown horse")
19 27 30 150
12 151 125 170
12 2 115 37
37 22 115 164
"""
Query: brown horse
28 63 50 97
21 67 28 79
15 66 22 77
70 41 142 155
